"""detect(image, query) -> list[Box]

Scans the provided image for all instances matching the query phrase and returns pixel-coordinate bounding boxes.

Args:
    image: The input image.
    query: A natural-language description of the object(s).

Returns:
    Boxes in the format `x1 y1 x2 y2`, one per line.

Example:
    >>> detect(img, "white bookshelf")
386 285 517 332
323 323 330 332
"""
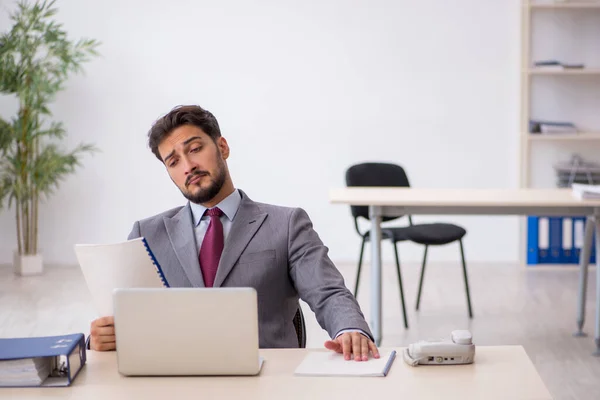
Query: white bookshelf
531 2 600 9
520 1 600 265
528 68 600 75
528 132 600 141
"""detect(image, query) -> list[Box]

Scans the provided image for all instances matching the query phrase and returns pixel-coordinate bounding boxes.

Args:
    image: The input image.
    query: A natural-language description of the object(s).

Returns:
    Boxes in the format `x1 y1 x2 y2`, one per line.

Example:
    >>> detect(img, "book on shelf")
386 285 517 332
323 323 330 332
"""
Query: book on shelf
529 120 577 134
532 60 585 70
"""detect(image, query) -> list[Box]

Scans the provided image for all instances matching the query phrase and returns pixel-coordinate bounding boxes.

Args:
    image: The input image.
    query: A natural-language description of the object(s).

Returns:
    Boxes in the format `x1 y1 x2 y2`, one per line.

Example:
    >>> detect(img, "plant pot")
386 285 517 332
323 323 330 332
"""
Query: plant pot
13 251 43 276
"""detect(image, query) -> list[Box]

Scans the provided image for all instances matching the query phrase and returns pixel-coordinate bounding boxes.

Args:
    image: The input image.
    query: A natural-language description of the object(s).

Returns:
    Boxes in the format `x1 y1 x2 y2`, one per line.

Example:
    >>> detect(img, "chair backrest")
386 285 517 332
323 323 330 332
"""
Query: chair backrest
345 162 410 221
293 307 307 348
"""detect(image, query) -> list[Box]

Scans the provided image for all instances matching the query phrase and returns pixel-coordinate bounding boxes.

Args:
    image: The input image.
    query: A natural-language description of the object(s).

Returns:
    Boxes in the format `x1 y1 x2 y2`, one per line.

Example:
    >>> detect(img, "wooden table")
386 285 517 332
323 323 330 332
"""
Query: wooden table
4 347 552 399
330 188 600 353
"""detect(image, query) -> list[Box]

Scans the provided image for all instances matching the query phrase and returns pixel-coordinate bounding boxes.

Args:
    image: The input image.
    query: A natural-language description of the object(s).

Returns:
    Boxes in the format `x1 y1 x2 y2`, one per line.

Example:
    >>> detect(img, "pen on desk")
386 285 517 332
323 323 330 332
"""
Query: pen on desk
382 350 396 376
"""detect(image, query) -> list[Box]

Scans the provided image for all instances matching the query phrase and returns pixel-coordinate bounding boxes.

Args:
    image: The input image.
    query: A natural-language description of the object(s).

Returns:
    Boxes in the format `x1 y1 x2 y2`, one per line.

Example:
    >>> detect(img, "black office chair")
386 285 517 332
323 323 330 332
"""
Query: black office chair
293 307 307 348
345 163 473 329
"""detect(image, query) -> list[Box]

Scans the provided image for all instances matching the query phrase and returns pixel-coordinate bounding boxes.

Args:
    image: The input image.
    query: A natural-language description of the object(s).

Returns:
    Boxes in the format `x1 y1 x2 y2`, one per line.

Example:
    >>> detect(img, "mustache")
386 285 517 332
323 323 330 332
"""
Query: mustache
186 170 209 186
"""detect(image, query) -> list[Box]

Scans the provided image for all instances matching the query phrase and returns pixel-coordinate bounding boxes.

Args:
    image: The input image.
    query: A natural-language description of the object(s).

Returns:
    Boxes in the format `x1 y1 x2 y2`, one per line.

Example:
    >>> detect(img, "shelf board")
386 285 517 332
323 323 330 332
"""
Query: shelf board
530 2 600 9
528 132 600 141
528 68 600 75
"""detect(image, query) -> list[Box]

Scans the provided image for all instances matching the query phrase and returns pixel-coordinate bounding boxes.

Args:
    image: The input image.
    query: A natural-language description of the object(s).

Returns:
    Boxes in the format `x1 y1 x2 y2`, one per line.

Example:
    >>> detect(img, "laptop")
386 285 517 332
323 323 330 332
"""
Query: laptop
113 287 262 376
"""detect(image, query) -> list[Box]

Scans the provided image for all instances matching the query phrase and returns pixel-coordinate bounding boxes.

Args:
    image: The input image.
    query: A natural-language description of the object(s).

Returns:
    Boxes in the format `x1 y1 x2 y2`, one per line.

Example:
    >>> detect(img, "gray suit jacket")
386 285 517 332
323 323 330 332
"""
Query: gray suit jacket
127 190 373 348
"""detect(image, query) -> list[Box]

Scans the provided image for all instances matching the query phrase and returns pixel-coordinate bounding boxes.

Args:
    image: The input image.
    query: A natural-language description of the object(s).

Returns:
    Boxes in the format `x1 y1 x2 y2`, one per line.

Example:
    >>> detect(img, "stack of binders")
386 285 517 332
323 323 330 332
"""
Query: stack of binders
527 216 597 265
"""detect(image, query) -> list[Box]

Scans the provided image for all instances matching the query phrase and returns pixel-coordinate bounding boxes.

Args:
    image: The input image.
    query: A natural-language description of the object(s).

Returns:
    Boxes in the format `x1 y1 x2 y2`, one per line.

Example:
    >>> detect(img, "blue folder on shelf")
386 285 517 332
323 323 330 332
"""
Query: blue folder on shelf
528 216 553 264
573 216 597 264
0 333 86 387
527 216 596 265
561 217 575 263
527 216 540 265
549 217 562 263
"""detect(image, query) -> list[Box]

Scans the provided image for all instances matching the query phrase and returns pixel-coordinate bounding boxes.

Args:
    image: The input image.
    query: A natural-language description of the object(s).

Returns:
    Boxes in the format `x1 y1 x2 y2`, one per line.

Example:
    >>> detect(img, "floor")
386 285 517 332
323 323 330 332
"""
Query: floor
1 261 599 400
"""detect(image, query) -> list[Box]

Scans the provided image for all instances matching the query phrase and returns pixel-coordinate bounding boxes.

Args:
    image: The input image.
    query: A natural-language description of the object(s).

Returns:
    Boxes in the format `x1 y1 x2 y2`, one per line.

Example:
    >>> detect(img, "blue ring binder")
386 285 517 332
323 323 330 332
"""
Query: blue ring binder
527 216 596 265
0 333 86 387
141 237 170 287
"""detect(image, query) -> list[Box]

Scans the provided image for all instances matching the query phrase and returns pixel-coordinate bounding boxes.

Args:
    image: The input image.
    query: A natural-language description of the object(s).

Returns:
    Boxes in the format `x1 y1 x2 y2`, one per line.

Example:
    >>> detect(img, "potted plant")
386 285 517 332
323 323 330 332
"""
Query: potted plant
0 0 100 275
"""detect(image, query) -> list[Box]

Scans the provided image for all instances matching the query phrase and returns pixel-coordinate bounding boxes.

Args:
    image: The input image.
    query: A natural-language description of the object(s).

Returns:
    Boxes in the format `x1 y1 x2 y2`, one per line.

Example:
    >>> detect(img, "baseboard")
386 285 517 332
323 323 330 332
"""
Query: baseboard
0 263 79 269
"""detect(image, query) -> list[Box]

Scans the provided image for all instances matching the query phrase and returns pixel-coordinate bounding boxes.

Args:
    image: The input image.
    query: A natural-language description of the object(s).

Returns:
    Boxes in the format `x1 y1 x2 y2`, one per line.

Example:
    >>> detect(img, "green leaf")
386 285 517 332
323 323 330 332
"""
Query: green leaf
32 142 99 199
0 118 13 151
0 0 100 212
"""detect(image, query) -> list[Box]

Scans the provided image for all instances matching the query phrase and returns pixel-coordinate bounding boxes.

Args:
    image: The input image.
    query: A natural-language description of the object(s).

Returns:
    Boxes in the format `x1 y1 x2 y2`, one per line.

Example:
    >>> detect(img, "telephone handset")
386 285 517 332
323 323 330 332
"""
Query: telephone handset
402 330 475 367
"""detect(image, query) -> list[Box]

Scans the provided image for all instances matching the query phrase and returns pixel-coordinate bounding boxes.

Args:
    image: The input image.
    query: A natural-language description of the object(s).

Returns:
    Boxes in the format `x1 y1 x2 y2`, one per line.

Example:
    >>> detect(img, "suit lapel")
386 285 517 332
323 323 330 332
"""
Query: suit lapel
213 192 267 287
163 204 205 287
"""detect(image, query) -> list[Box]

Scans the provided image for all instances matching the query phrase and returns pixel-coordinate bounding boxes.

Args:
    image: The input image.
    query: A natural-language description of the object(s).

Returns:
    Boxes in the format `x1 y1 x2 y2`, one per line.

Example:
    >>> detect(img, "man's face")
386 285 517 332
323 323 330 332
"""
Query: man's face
158 125 229 204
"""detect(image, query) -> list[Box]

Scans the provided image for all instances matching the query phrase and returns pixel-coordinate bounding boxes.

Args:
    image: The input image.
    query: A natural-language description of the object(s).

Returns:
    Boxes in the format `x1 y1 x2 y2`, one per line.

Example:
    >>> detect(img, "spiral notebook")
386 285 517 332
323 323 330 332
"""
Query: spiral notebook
74 237 169 316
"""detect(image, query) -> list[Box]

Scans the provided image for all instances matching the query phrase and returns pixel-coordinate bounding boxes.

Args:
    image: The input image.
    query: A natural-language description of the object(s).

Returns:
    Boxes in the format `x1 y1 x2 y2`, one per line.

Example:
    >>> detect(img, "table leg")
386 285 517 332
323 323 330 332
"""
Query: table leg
575 216 595 337
594 215 600 356
369 205 383 346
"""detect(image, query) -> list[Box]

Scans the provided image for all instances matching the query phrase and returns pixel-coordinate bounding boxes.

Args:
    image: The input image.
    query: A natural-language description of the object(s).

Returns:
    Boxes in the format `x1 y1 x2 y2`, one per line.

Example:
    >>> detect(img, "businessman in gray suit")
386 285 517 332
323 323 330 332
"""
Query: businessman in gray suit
90 105 379 361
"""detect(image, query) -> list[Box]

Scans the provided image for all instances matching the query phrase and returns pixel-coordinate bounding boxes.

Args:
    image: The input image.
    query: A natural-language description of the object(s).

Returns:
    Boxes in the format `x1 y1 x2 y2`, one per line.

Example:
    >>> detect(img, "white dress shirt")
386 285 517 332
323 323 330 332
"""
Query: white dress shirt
190 189 241 254
189 189 367 341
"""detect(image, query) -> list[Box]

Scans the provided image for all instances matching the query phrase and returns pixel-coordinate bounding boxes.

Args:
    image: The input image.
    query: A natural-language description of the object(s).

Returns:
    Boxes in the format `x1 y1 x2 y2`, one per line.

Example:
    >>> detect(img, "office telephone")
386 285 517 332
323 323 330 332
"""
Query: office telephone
402 330 475 367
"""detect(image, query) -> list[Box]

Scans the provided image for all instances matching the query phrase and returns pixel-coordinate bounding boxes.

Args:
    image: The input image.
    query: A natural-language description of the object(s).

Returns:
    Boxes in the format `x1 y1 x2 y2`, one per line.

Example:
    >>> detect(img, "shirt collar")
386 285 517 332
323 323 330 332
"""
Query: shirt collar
189 189 241 227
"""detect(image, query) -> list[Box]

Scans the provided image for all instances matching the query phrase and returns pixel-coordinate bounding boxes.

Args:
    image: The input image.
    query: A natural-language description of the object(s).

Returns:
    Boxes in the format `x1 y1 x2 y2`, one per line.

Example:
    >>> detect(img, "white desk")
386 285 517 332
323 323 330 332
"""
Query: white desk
330 188 600 353
4 347 551 399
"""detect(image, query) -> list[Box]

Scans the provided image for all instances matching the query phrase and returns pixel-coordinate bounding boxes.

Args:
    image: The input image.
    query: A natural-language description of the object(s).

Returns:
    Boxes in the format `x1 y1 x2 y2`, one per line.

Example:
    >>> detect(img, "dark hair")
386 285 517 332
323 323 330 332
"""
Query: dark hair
147 105 222 161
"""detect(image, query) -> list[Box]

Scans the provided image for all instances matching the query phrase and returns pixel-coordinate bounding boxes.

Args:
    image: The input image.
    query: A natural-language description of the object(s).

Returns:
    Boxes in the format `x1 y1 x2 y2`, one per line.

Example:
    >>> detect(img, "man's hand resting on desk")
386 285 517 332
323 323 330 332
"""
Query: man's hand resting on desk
324 332 380 361
90 316 116 351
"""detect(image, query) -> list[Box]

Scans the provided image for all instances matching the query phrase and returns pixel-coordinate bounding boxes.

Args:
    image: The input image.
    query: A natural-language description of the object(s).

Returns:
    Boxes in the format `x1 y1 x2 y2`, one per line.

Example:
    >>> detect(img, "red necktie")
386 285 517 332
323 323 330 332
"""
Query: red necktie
199 207 224 287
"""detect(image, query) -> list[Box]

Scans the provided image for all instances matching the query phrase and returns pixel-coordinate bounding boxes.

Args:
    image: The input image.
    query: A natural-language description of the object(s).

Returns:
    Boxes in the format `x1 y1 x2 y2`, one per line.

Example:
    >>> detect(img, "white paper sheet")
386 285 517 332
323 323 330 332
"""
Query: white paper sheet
74 238 166 316
294 350 396 377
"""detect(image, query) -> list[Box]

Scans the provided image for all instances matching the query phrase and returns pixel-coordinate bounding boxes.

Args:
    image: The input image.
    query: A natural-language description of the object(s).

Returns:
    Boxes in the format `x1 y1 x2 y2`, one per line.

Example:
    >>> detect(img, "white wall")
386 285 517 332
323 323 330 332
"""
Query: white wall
0 0 521 266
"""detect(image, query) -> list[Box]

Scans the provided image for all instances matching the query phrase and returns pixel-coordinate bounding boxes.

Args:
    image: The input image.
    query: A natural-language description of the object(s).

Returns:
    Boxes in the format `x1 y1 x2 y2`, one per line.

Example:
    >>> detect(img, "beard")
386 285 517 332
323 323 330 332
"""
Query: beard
181 159 227 205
